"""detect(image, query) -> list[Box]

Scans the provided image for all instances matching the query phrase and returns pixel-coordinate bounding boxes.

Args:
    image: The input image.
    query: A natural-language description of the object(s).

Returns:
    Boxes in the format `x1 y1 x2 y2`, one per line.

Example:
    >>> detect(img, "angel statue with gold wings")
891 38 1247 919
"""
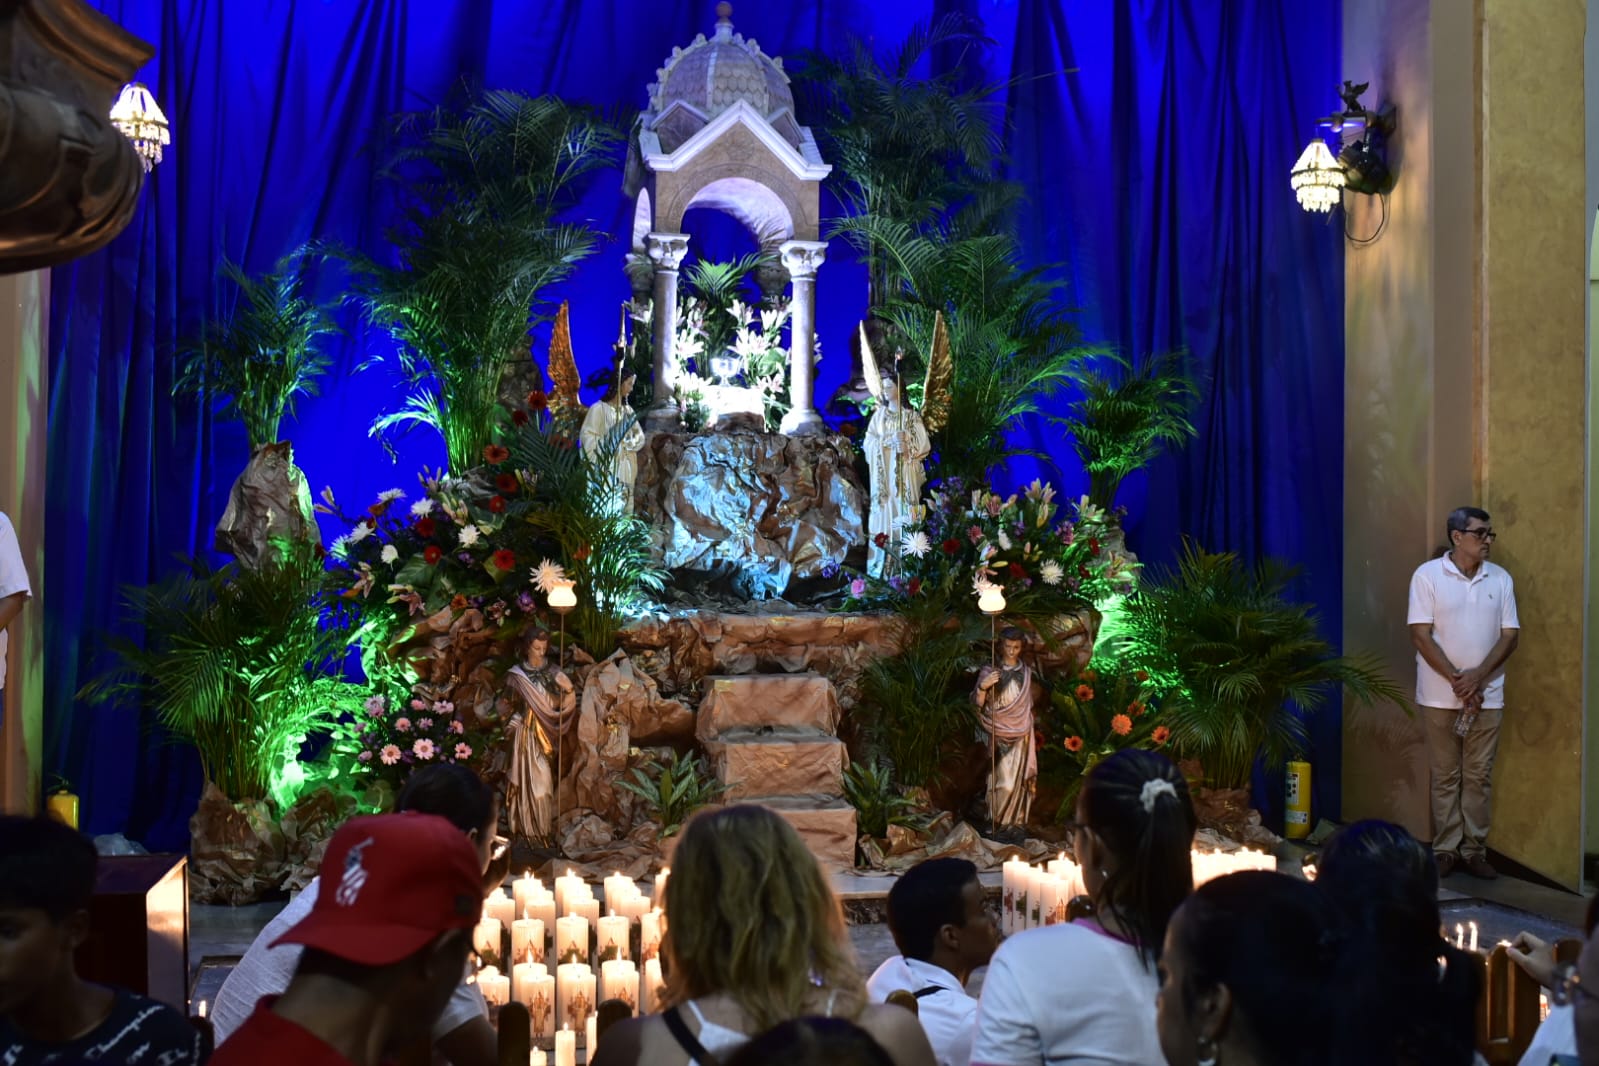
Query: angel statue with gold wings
547 303 646 515
859 312 953 577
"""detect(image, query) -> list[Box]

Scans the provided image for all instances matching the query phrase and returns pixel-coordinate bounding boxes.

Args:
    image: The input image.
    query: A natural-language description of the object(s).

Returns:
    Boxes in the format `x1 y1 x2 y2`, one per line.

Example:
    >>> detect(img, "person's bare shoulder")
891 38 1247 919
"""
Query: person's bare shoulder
858 1002 937 1066
591 1015 681 1066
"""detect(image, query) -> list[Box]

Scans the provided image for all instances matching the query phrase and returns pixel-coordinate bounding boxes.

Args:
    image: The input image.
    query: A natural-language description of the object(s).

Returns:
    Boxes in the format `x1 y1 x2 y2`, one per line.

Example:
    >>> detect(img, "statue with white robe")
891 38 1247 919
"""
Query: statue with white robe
579 370 646 514
974 627 1037 830
863 378 931 576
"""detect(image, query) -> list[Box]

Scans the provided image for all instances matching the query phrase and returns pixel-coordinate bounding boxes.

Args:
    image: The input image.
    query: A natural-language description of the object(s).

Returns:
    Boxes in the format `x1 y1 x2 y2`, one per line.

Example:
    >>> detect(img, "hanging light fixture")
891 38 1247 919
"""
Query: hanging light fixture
1290 139 1346 213
109 82 171 172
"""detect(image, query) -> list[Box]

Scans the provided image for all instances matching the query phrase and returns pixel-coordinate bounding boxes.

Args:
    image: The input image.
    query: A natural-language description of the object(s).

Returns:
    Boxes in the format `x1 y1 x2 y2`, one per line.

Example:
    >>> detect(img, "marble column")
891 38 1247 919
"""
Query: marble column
644 232 690 432
778 240 827 436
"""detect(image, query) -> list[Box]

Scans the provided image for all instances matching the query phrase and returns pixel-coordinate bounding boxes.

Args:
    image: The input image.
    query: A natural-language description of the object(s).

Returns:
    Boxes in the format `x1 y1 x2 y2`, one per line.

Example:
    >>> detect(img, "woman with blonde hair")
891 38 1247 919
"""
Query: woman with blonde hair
593 805 934 1066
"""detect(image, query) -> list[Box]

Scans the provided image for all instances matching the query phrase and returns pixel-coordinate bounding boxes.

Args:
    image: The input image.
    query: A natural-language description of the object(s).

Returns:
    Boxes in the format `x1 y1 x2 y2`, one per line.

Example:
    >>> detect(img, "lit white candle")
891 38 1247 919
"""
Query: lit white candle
530 1050 547 1066
511 960 547 1007
585 1015 597 1052
601 958 640 1016
618 894 652 921
640 909 664 961
556 915 589 966
478 965 510 1023
603 871 635 915
555 870 587 916
473 917 504 967
526 890 557 933
1000 858 1028 935
557 963 596 1032
1455 923 1465 950
641 957 665 1015
513 874 544 916
1468 922 1479 953
596 915 631 963
654 867 670 904
486 887 517 930
196 1000 208 1019
513 918 547 965
526 970 557 1038
554 1026 576 1066
572 896 600 927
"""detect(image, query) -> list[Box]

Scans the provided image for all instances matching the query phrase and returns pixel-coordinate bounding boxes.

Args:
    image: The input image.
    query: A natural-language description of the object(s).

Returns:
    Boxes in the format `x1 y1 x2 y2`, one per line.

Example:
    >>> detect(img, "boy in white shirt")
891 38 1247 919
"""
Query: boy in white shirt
0 511 31 728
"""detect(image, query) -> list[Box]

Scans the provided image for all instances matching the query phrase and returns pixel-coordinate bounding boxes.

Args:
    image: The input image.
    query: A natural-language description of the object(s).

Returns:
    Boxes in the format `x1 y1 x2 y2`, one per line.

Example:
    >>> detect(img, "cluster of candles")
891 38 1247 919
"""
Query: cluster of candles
470 869 671 1063
1000 848 1277 935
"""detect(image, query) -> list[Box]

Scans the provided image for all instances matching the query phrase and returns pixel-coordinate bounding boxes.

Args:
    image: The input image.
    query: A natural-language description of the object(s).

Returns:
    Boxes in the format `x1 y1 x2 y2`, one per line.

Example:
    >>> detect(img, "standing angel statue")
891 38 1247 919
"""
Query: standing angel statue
502 627 577 843
859 312 952 576
550 303 647 515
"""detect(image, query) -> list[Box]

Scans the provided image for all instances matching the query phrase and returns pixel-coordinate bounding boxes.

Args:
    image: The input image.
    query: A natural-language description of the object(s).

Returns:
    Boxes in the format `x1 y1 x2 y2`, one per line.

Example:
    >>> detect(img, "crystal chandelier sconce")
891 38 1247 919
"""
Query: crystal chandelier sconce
1290 139 1346 213
110 81 171 172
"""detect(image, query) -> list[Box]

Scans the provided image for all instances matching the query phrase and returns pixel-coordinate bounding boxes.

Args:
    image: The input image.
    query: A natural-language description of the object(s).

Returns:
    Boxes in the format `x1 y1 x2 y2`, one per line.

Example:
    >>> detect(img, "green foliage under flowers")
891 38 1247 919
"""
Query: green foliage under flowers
844 477 1135 638
855 623 979 789
842 758 922 839
79 541 367 809
617 751 726 839
1106 543 1408 790
173 250 340 451
1058 351 1200 511
343 90 620 473
1036 658 1171 815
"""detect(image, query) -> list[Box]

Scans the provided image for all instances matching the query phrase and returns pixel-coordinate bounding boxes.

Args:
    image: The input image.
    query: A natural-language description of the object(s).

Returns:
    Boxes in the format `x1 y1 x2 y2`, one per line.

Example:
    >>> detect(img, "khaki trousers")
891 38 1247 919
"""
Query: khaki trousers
1421 704 1503 858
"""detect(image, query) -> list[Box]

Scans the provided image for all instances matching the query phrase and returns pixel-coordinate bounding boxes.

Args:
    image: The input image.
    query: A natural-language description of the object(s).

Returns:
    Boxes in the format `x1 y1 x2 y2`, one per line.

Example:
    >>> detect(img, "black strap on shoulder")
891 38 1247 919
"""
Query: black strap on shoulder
662 1005 721 1066
912 985 944 999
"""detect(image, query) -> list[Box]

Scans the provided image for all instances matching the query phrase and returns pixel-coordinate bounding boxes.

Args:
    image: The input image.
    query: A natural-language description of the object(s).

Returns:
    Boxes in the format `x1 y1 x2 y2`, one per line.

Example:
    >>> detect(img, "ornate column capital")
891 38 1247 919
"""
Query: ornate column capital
779 239 828 279
645 232 691 271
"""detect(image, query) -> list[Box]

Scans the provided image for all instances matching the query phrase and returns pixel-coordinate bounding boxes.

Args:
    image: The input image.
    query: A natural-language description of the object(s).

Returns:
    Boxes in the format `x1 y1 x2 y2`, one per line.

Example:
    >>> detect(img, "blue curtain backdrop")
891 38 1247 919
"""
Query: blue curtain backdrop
47 0 1343 847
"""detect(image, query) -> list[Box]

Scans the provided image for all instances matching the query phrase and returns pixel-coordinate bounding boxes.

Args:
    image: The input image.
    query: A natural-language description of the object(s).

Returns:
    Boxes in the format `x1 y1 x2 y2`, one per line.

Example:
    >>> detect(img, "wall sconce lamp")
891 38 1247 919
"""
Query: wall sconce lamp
1292 81 1397 240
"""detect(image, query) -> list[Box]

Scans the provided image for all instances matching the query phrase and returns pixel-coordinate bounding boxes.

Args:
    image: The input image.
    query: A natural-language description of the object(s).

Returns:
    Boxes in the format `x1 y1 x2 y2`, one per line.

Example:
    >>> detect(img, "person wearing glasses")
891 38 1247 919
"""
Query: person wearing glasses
1407 506 1520 880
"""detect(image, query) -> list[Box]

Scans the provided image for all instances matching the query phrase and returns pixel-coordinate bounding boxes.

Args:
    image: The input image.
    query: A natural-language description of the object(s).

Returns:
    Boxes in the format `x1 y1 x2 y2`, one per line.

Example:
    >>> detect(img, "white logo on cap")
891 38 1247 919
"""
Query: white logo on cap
335 837 375 906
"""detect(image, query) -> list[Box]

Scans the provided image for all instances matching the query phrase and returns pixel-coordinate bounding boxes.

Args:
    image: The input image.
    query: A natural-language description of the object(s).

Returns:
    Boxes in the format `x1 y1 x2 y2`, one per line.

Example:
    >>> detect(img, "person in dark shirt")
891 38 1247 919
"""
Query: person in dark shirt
210 813 483 1066
0 816 203 1066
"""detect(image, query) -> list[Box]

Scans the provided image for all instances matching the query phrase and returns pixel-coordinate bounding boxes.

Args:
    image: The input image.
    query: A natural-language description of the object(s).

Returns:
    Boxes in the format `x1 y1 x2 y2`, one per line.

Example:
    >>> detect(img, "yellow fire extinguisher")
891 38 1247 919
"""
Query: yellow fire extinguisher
46 778 79 830
1284 760 1311 840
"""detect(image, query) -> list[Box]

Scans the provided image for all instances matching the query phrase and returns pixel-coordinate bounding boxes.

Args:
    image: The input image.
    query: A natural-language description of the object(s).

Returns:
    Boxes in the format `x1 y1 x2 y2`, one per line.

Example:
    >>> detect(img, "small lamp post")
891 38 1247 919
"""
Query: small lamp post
976 581 1007 830
547 578 577 842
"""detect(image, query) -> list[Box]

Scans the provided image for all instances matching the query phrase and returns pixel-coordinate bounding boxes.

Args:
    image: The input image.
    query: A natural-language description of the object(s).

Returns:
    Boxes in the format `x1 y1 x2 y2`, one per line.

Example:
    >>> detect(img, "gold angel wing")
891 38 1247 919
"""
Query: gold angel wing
920 309 953 434
858 321 885 401
547 301 584 431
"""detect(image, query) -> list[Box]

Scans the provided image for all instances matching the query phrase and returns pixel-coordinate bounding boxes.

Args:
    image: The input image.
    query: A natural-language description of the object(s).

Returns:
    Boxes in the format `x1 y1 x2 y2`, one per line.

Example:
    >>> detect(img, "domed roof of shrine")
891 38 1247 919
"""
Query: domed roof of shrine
647 3 803 152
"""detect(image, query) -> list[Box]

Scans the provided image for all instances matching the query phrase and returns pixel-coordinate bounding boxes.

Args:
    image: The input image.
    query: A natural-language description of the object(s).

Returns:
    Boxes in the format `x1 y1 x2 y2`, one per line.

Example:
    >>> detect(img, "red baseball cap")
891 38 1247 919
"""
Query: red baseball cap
273 812 483 966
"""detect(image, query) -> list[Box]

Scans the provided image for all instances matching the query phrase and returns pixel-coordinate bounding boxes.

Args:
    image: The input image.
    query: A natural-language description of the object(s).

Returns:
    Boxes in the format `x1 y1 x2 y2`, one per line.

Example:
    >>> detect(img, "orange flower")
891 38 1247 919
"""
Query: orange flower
573 544 592 561
1152 725 1171 746
1128 701 1146 718
483 444 511 464
1111 714 1133 736
450 594 469 612
1064 735 1084 753
1074 684 1094 702
1135 669 1150 682
1080 668 1097 682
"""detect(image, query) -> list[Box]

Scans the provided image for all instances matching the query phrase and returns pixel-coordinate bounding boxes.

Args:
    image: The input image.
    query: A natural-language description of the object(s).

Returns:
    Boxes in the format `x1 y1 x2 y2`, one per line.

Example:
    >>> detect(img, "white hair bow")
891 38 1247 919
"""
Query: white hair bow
1140 778 1177 813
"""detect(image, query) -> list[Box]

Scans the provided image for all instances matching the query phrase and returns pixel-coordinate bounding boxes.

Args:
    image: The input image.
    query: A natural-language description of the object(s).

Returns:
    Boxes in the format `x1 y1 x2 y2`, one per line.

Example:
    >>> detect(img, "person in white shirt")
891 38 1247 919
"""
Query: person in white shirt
0 511 32 728
1407 506 1520 880
867 858 999 1066
972 749 1197 1066
210 764 506 1066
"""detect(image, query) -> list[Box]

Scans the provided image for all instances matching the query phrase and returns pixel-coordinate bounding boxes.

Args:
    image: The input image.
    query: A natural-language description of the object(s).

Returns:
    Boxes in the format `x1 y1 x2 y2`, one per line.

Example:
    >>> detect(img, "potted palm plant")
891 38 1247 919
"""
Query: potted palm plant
174 250 338 567
1058 351 1201 512
1108 543 1406 795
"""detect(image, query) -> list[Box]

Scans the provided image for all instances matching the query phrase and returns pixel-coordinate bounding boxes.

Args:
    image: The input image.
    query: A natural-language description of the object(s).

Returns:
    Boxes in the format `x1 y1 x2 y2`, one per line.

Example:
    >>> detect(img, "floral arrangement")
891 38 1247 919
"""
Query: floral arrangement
349 692 501 791
842 477 1136 619
1036 658 1170 810
667 260 795 431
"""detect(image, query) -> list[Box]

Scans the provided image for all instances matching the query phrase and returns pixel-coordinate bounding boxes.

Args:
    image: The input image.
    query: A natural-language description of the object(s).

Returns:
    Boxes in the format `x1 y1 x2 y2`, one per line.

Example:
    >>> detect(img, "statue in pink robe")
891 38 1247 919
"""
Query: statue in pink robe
502 628 577 843
975 626 1037 830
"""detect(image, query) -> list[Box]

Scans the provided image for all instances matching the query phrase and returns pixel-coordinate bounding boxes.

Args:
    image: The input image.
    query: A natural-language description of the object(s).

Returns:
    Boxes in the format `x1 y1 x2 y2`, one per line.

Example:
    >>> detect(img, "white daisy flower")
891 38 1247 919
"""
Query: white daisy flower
900 530 932 559
328 535 350 559
1041 561 1065 586
998 529 1012 551
380 545 399 565
458 524 481 548
378 488 406 503
410 498 434 517
532 558 566 593
348 521 373 544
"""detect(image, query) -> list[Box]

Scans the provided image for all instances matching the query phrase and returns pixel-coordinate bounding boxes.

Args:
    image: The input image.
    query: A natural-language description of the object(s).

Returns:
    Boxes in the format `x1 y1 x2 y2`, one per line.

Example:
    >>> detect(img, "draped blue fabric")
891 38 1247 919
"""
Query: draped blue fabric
48 0 1341 846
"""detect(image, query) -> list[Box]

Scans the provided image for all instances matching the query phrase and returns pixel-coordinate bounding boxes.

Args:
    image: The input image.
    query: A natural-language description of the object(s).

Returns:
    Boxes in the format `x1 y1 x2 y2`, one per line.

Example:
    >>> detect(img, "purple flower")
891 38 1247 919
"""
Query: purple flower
821 562 839 579
357 750 373 763
457 552 473 564
516 591 536 612
888 575 906 593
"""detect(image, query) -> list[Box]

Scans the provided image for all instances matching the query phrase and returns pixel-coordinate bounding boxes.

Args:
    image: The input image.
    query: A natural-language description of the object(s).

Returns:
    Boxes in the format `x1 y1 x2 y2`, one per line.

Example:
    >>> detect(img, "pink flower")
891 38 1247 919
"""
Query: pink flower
410 699 427 711
394 718 412 733
454 743 473 760
418 717 434 730
849 578 866 597
433 700 454 715
380 744 402 765
987 497 1003 517
967 525 983 543
362 695 386 715
449 720 466 735
413 739 436 760
357 750 373 763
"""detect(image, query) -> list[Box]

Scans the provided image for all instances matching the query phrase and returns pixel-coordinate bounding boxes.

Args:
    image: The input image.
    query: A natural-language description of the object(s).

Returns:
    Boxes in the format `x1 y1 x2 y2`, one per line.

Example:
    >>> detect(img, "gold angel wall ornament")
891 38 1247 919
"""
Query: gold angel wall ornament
858 312 952 576
546 301 585 436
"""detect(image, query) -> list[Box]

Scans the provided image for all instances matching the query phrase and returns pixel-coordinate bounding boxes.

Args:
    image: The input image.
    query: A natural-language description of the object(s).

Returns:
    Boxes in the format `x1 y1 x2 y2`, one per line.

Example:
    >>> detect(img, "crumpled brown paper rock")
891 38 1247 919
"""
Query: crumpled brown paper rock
535 813 662 880
564 653 694 830
188 782 288 904
279 787 360 894
856 817 1053 873
215 442 319 569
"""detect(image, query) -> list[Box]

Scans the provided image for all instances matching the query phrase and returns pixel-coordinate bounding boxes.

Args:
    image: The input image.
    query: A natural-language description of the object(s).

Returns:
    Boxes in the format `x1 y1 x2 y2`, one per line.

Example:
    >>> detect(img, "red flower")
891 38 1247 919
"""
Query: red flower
908 577 922 596
1089 537 1101 556
366 503 387 517
1064 736 1084 753
1135 669 1150 682
483 444 511 464
314 543 326 559
1075 684 1095 701
512 409 530 426
1008 562 1026 579
873 532 888 548
941 538 961 555
492 549 516 571
1152 726 1171 746
527 390 549 412
488 496 507 513
496 473 519 494
1128 701 1146 718
1111 714 1133 737
415 517 437 539
1081 668 1097 682
1078 564 1091 578
424 545 444 565
363 516 377 528
573 544 592 562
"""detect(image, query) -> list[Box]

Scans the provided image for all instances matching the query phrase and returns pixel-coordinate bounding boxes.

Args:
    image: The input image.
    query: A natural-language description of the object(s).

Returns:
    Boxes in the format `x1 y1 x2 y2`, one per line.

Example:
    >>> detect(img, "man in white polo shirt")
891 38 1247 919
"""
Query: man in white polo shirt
1407 506 1520 880
0 510 31 730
